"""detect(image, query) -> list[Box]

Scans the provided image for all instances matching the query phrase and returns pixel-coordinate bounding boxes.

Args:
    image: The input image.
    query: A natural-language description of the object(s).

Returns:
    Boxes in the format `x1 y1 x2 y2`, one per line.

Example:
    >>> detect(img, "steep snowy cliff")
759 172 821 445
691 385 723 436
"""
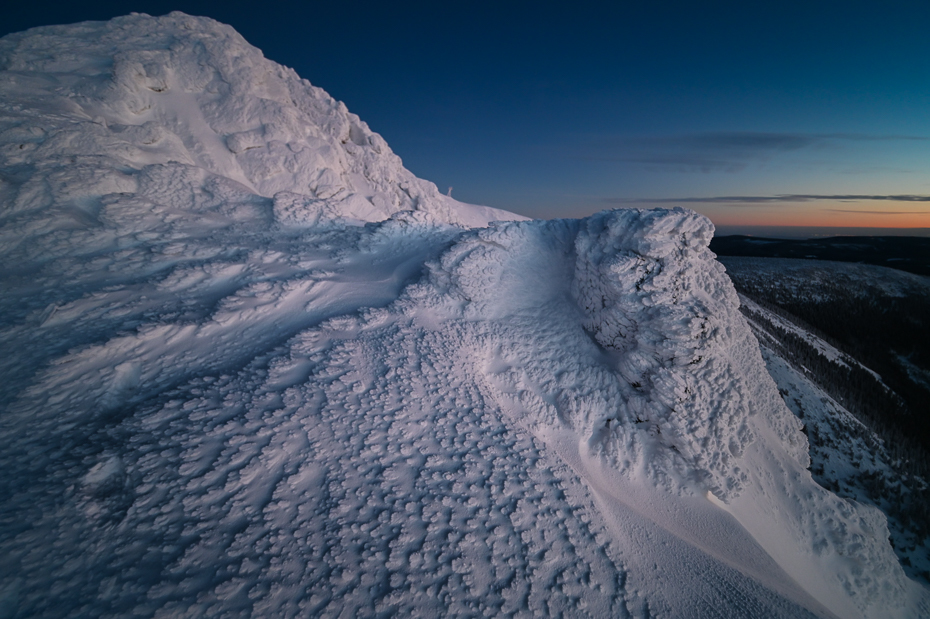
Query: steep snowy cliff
0 12 926 618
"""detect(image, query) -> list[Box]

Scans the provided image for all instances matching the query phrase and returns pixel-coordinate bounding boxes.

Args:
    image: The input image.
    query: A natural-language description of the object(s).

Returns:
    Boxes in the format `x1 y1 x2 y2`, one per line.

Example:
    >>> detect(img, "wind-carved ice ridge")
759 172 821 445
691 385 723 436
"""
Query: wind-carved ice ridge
571 209 765 499
0 11 927 619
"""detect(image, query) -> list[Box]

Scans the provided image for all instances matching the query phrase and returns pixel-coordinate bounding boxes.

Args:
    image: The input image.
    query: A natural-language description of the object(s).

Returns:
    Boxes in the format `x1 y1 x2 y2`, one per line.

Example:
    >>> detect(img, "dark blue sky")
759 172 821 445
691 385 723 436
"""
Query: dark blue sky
5 1 930 230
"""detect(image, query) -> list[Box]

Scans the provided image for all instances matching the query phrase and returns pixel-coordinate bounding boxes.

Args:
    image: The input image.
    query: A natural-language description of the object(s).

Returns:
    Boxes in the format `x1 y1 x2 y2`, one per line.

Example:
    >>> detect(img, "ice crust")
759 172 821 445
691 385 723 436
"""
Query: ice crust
1 12 927 619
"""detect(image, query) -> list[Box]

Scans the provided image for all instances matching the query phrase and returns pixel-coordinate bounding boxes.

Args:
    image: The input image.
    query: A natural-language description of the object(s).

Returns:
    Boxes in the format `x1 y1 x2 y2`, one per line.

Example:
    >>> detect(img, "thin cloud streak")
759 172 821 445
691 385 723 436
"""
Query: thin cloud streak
616 131 930 150
778 132 930 142
583 131 930 172
825 209 930 215
607 194 930 205
640 132 816 150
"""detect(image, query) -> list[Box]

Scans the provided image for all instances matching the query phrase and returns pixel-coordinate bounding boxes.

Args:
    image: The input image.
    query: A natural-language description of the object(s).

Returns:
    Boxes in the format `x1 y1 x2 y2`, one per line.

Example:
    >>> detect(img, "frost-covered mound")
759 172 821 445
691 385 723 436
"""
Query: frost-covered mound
0 10 516 246
1 13 928 619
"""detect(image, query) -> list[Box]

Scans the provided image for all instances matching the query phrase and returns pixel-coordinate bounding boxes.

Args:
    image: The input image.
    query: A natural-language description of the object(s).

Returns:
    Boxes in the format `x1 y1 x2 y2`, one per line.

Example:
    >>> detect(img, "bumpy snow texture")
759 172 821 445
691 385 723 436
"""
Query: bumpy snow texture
0 12 926 619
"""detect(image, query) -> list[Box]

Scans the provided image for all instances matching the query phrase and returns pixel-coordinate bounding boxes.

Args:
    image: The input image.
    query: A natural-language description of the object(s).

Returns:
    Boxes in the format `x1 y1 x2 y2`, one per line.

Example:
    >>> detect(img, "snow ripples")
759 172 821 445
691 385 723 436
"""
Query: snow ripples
1 12 926 618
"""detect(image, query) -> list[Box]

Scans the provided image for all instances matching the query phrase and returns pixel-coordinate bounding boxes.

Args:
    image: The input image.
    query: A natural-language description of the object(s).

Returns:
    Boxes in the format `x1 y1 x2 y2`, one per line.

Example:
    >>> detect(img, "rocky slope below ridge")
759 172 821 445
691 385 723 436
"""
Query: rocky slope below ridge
0 13 928 619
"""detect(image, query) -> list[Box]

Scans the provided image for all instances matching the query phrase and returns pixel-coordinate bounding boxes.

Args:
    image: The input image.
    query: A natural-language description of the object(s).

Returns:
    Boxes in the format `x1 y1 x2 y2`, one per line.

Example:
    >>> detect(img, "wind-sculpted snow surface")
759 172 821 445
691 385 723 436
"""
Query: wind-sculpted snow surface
0 10 514 244
570 210 799 500
1 12 928 619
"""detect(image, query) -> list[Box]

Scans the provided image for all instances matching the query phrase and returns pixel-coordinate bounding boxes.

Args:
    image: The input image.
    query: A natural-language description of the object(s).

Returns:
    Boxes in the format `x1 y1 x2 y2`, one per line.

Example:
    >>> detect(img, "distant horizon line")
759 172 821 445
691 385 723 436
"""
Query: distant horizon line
712 224 930 239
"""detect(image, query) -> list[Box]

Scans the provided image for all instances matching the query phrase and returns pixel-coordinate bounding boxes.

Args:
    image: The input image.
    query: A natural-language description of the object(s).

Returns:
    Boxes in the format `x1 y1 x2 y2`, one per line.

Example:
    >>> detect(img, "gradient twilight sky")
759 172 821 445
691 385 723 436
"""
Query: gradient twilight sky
5 1 930 232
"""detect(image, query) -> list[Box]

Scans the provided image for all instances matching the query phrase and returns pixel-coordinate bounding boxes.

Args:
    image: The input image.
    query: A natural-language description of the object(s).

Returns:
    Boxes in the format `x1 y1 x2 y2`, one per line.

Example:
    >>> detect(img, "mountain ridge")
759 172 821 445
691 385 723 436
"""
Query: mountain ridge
0 12 927 618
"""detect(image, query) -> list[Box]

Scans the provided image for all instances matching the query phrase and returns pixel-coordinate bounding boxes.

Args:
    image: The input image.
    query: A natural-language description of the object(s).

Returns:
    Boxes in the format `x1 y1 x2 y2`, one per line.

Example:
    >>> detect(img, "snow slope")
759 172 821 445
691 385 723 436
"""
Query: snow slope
728 278 930 587
759 345 930 585
1 12 927 618
738 294 882 380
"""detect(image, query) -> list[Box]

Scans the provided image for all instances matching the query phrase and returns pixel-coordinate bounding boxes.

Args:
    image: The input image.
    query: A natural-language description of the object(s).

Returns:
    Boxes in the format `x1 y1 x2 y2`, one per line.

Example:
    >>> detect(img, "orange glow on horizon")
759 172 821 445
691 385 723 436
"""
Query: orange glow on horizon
701 202 930 229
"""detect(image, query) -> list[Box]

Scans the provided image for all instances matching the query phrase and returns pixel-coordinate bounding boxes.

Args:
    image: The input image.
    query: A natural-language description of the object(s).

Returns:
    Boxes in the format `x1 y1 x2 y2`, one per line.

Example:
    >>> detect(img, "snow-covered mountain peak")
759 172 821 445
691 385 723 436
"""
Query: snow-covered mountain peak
0 11 515 234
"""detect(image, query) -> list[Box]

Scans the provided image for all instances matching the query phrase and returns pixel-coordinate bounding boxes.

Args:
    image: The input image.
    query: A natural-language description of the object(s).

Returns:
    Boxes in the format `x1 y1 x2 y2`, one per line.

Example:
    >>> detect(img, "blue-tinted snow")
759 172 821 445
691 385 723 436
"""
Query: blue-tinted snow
0 12 927 619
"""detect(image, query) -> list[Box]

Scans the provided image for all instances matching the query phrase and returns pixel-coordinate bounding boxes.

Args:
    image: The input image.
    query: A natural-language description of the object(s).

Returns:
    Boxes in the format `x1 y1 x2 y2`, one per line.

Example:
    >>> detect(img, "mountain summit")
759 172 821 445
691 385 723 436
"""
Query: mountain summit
0 10 515 234
0 13 926 618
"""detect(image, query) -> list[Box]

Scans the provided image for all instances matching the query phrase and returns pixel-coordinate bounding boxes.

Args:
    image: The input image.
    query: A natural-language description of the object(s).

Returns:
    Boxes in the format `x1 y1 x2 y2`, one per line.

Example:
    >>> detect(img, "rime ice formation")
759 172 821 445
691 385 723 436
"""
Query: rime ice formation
0 10 514 237
0 12 927 619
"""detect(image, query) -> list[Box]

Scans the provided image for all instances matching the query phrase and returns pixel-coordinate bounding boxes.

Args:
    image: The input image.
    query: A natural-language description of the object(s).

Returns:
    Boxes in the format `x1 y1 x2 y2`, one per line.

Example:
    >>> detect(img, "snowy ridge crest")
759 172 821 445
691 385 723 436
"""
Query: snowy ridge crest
385 209 914 617
403 208 807 501
572 209 761 499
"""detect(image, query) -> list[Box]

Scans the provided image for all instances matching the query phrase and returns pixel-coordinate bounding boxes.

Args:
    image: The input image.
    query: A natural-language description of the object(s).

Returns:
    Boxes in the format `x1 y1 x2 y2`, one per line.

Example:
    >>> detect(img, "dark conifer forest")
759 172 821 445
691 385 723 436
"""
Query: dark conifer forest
711 235 930 276
720 255 930 579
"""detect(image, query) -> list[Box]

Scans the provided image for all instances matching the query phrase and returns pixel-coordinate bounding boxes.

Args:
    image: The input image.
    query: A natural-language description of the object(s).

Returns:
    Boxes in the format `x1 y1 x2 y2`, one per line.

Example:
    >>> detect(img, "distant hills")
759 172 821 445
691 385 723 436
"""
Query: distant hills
710 235 930 276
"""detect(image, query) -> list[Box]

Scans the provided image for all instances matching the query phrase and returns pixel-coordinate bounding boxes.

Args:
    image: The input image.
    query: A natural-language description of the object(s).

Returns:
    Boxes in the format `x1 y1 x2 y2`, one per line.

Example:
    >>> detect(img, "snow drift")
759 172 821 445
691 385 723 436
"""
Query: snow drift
0 12 926 618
